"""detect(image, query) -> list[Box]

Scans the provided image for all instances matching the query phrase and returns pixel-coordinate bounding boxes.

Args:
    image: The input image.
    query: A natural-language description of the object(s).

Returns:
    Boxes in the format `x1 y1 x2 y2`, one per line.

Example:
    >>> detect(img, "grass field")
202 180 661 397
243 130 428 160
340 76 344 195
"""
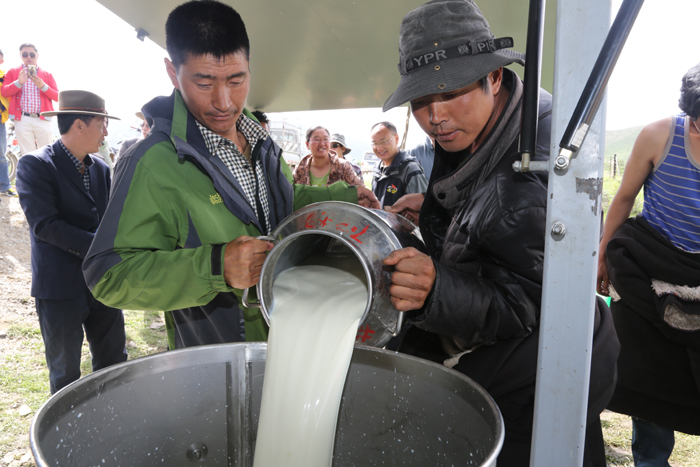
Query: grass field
0 311 168 466
601 159 644 218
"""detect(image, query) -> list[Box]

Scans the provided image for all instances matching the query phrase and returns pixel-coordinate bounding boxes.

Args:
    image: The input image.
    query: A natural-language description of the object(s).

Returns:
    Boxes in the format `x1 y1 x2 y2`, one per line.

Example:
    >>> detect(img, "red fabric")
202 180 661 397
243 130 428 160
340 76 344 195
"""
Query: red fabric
0 65 58 121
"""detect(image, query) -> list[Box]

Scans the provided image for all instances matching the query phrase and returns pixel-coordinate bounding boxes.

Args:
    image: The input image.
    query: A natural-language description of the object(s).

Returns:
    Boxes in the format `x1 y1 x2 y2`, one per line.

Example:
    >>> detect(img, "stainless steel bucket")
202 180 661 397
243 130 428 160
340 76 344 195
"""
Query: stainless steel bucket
243 201 425 347
30 343 503 467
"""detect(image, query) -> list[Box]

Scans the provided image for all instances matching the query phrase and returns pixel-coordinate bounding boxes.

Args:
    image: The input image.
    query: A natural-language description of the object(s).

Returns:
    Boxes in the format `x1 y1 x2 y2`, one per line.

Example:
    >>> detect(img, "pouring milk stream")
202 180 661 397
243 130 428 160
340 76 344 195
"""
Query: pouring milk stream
252 254 368 466
244 202 427 467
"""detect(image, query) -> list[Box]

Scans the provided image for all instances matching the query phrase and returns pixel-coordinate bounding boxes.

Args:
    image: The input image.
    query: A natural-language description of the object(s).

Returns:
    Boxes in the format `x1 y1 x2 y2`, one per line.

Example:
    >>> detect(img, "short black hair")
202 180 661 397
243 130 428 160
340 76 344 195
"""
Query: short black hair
305 126 330 142
478 75 489 92
679 63 700 120
57 114 96 135
371 121 397 135
19 43 37 53
165 0 250 68
251 110 269 124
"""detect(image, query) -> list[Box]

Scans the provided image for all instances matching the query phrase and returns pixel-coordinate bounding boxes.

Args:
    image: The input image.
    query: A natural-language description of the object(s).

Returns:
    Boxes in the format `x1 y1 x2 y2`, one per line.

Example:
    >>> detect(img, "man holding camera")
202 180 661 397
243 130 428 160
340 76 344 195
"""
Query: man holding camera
0 43 59 155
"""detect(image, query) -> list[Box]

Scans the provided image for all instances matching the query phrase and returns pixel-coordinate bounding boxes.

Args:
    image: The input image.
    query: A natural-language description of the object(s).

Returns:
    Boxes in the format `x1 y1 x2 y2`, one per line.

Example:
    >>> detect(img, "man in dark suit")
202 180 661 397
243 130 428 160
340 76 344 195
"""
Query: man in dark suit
16 90 127 394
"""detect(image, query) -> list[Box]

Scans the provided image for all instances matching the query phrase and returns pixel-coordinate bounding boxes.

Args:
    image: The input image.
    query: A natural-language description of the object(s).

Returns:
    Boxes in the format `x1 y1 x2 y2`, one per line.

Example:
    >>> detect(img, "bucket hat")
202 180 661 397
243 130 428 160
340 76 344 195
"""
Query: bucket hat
383 0 525 111
330 133 352 154
41 90 120 119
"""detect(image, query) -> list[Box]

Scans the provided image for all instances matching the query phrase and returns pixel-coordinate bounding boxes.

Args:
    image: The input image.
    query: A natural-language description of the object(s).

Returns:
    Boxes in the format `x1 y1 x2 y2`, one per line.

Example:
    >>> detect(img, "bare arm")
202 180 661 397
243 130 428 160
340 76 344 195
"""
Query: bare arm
597 117 670 294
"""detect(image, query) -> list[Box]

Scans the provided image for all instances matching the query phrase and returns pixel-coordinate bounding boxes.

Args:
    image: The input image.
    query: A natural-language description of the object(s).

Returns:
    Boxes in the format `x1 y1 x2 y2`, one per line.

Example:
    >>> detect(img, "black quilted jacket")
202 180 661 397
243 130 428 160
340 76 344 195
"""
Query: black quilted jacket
413 92 551 351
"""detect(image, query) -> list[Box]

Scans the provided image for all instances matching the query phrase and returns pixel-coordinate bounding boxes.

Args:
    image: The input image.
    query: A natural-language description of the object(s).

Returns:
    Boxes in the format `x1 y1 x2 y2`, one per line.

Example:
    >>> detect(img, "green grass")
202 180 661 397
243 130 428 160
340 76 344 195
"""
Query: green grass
602 411 700 466
673 432 700 466
602 412 634 465
126 310 169 358
0 310 168 462
602 170 644 220
0 323 51 459
604 125 644 167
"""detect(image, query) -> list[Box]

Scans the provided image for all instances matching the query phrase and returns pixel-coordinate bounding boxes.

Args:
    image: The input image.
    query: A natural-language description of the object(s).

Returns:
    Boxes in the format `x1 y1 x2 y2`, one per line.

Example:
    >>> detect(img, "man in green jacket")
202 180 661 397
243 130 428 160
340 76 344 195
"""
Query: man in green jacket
82 0 379 349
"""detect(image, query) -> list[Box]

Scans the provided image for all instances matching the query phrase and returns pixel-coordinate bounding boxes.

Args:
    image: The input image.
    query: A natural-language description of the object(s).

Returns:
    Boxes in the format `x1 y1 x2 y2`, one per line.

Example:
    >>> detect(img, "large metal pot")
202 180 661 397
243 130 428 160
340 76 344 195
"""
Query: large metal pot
243 201 425 347
31 343 503 466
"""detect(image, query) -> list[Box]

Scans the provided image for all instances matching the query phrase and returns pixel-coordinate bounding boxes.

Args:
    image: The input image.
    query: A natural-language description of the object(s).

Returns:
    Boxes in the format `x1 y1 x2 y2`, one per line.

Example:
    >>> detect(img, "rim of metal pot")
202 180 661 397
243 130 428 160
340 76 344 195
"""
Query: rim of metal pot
29 342 268 467
256 229 373 327
30 343 504 467
363 347 506 466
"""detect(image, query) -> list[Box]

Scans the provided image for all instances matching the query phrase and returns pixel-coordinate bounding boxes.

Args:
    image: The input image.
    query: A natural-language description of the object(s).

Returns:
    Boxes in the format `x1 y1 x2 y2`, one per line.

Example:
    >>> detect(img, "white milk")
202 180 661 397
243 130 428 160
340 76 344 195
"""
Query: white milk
253 254 368 467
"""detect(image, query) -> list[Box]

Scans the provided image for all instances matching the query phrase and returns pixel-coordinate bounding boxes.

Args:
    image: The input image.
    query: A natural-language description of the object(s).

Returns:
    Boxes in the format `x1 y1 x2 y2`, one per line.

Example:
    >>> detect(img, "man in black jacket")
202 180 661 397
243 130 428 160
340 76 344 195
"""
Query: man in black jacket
381 1 619 466
370 121 427 207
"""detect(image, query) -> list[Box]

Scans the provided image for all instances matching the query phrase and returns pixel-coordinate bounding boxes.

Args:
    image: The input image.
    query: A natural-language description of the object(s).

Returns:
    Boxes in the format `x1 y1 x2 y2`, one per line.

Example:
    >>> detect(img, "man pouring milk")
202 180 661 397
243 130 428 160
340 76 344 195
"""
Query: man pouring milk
380 1 619 466
82 0 379 350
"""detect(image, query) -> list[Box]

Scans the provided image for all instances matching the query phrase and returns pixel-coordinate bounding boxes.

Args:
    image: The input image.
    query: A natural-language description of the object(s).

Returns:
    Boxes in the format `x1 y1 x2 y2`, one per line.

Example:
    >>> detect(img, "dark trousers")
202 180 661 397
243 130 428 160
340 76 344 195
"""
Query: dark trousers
632 418 675 467
36 289 128 394
397 297 618 467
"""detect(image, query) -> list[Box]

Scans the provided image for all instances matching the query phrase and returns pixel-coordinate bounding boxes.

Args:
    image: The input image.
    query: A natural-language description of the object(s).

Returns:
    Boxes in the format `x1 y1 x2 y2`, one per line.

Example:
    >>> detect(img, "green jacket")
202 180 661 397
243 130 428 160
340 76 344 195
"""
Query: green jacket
83 90 357 348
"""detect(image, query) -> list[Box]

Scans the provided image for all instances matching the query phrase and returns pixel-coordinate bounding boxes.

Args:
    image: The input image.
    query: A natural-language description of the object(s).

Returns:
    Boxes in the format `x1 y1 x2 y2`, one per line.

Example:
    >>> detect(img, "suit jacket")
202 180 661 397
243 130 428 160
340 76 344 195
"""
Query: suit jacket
16 140 111 299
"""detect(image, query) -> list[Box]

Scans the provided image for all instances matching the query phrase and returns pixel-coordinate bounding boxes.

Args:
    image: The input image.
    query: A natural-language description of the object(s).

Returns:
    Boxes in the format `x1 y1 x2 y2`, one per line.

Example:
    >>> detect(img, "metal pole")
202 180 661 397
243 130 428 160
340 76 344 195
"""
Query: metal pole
518 0 546 172
554 0 645 171
529 0 610 465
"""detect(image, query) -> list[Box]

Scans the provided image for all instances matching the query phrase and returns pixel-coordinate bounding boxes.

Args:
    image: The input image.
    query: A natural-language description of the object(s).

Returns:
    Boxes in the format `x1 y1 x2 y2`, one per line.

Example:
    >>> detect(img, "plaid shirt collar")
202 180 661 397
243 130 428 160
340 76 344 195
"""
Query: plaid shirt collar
195 112 272 234
197 112 268 157
58 139 93 191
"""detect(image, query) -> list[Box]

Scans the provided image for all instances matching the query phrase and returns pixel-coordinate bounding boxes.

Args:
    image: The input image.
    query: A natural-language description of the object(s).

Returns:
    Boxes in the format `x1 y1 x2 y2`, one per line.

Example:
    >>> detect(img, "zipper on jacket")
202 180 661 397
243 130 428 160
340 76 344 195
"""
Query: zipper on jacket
264 142 283 228
250 142 269 234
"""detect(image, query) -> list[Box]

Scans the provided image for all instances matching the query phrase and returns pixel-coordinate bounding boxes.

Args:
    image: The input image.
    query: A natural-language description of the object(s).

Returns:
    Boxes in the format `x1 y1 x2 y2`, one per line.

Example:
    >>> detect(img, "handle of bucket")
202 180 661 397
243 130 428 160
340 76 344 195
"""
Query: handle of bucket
241 287 260 309
241 236 277 309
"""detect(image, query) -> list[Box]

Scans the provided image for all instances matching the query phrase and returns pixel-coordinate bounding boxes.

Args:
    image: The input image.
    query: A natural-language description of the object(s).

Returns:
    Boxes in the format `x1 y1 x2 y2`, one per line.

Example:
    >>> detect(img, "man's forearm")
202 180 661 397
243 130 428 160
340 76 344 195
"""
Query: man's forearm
87 244 233 311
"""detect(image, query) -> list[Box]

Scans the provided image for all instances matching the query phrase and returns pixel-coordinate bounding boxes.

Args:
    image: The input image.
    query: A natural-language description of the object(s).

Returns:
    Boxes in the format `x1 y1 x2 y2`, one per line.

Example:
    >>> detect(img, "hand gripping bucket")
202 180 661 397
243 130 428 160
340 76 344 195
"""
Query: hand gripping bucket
243 201 426 347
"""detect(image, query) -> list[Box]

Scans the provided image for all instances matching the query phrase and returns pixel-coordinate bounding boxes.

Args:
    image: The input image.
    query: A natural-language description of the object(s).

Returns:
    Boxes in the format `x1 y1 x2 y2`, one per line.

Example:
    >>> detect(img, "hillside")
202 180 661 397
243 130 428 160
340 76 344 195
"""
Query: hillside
604 125 643 166
365 125 645 167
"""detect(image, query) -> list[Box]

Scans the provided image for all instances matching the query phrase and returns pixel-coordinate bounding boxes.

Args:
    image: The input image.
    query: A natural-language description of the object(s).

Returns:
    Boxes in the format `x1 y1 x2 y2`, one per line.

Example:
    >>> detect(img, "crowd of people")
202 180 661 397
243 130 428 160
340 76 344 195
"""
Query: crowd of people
246 112 432 208
1 0 699 466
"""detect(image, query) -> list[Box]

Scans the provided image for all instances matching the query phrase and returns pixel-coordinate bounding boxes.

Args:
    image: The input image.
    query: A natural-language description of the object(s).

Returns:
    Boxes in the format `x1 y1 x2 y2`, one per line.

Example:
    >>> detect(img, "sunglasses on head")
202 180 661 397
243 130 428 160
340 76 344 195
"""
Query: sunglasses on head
22 52 36 59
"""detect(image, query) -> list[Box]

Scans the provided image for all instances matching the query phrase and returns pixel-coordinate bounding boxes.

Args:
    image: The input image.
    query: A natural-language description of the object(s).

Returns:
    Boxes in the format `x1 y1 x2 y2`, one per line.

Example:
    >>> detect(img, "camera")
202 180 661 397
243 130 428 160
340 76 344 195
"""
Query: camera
28 65 37 77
